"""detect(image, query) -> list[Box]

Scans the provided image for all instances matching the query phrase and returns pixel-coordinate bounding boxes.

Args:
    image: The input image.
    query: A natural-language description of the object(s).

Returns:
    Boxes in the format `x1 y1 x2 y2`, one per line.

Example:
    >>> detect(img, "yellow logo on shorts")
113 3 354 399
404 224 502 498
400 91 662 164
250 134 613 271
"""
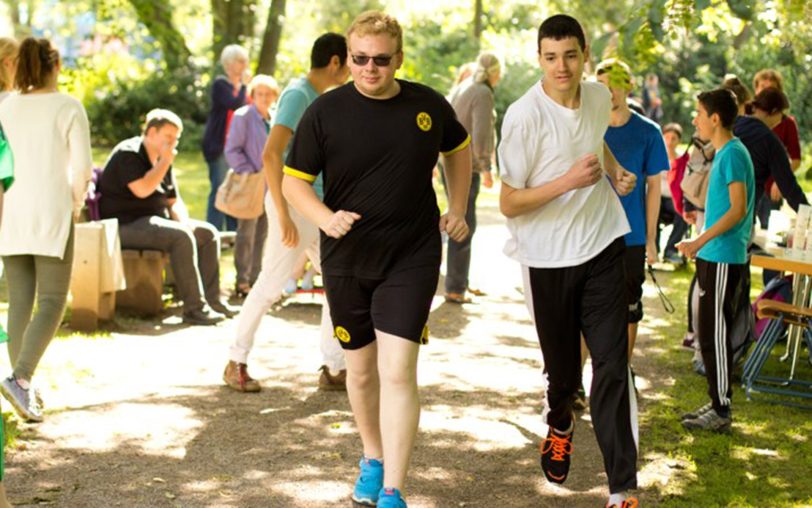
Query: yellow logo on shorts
420 325 429 345
416 112 432 132
335 326 351 343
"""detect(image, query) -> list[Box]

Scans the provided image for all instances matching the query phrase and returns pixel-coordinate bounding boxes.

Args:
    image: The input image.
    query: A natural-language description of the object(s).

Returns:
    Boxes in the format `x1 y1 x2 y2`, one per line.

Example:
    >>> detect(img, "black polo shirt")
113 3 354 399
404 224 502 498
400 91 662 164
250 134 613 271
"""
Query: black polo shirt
98 136 177 224
284 80 470 279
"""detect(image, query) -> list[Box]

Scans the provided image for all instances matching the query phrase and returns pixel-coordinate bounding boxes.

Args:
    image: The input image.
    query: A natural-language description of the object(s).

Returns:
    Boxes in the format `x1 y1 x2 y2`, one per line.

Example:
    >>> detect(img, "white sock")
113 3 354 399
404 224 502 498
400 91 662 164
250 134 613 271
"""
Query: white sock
608 492 626 506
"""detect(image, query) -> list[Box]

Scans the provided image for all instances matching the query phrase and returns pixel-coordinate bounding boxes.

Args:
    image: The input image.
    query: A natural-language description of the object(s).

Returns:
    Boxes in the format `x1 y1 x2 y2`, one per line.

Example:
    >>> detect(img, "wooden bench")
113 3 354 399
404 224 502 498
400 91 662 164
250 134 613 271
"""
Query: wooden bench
756 300 812 327
69 220 126 331
115 249 171 317
72 226 232 325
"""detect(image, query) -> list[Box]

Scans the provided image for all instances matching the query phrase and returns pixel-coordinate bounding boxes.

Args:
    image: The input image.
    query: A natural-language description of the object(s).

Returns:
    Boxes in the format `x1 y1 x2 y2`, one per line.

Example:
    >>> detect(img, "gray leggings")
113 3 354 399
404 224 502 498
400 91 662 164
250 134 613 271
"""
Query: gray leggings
2 228 74 381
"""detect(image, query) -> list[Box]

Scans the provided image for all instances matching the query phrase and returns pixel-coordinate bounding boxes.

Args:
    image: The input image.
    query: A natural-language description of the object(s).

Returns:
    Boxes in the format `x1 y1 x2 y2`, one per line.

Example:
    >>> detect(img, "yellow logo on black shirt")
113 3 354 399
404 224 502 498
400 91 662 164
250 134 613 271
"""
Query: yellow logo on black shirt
420 325 429 345
335 326 351 343
416 112 432 132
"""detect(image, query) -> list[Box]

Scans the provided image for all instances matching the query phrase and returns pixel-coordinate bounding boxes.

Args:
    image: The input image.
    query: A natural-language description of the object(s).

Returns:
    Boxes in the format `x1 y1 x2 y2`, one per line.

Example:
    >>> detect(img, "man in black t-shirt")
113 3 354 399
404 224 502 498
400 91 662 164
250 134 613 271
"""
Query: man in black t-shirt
282 11 471 508
99 109 235 326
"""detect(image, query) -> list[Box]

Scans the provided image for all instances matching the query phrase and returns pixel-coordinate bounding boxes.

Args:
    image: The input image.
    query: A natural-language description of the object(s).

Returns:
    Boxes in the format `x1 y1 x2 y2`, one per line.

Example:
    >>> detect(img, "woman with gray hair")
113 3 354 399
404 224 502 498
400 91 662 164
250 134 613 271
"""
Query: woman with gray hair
444 52 501 303
202 44 250 231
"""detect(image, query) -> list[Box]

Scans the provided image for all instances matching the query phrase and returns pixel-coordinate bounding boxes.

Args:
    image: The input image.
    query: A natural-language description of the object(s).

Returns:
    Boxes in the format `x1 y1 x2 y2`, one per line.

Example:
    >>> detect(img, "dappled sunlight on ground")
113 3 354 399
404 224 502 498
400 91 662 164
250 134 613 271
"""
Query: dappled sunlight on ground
43 403 202 458
421 408 538 451
7 201 812 505
270 477 350 503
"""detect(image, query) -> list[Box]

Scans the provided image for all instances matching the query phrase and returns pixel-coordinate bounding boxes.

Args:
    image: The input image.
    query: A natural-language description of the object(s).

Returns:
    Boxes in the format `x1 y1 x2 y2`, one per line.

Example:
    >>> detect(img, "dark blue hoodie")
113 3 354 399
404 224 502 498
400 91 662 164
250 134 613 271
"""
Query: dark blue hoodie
733 115 807 211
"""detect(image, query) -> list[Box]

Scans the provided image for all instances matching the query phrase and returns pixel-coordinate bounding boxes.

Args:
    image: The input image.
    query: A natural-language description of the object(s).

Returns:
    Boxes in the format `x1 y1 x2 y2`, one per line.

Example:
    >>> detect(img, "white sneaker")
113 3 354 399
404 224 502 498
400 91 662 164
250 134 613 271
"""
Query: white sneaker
0 376 43 422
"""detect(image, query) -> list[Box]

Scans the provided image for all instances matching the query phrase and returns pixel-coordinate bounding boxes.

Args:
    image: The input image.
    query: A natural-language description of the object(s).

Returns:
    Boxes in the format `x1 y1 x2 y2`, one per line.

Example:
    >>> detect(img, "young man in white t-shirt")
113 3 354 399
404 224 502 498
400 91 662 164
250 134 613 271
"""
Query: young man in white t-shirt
498 14 639 508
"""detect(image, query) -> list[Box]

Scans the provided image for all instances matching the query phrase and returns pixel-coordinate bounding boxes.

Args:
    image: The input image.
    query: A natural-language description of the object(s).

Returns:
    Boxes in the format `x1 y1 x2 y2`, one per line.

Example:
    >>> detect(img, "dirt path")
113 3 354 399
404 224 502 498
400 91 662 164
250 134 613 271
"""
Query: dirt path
3 198 679 507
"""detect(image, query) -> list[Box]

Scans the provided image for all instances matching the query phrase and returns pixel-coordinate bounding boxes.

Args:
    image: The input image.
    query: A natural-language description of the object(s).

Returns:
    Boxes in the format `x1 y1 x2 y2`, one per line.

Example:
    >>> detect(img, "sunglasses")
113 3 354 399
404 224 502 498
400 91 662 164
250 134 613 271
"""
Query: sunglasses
350 54 394 67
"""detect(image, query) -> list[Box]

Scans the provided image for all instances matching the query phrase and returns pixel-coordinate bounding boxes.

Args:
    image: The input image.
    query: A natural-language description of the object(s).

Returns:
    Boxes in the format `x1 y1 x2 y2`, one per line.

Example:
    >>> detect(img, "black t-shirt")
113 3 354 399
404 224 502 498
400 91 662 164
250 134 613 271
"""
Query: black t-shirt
285 80 470 278
98 137 178 224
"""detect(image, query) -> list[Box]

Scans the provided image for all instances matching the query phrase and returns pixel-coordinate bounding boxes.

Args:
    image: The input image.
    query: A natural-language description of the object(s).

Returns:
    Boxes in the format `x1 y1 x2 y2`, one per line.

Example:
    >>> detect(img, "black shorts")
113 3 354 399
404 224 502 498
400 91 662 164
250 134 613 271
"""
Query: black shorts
323 265 439 350
623 245 646 323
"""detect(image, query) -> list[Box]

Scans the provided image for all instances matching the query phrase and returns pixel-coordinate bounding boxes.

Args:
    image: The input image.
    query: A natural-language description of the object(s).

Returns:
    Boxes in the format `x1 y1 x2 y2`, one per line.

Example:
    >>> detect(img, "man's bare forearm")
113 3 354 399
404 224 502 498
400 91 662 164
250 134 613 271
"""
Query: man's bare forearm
264 152 289 218
282 175 333 228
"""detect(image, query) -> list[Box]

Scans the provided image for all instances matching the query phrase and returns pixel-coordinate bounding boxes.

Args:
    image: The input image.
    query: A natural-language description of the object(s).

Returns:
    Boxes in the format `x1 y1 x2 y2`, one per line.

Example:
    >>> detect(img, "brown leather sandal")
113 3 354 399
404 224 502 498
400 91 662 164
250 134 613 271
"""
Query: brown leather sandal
445 292 473 304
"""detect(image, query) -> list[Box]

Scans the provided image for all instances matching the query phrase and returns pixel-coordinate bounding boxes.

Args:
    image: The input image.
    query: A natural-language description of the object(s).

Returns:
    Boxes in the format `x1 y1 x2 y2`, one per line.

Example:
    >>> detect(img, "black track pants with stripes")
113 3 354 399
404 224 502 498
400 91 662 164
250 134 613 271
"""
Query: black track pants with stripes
523 238 637 493
695 259 747 415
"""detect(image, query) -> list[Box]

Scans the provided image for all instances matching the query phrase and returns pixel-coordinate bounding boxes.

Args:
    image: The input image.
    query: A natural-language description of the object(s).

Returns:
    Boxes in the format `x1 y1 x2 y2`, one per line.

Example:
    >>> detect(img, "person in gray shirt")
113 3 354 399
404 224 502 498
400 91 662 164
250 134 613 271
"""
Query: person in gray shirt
444 52 501 303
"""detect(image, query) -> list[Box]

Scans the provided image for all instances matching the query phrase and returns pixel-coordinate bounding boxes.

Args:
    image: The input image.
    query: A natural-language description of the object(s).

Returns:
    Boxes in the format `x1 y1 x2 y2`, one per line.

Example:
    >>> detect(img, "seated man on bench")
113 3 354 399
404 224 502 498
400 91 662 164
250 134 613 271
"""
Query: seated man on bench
98 108 236 325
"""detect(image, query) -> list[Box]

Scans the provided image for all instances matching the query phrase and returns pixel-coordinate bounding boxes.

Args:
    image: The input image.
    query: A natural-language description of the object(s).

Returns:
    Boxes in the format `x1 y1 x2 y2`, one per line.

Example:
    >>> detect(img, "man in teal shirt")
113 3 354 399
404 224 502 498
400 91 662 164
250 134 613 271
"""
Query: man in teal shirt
677 88 755 433
223 33 351 393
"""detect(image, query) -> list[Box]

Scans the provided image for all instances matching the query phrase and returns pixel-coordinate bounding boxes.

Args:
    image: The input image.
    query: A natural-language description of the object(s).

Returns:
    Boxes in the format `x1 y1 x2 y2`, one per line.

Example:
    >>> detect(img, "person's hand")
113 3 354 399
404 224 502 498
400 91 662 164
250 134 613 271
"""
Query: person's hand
565 153 603 190
320 210 361 239
613 169 637 196
440 210 469 242
676 238 701 260
158 141 176 166
646 240 658 265
770 182 782 203
683 210 697 225
482 171 494 189
279 214 299 248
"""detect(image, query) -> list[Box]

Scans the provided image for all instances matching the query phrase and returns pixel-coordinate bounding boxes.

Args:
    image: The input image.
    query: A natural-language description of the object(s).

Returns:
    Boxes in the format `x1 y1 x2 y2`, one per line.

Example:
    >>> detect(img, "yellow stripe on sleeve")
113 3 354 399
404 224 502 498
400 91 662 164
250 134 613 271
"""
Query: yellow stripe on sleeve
283 166 317 183
441 134 471 157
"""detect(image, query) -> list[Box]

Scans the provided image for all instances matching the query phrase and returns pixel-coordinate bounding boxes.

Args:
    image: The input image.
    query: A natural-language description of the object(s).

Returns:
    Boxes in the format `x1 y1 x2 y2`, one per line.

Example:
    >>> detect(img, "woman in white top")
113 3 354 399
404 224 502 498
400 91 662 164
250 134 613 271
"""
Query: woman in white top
0 38 92 423
0 32 18 508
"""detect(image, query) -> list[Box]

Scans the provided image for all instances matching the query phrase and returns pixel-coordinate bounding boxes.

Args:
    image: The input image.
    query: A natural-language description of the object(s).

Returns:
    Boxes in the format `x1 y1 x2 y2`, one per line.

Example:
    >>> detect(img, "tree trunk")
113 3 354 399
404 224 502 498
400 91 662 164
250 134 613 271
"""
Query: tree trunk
129 0 193 70
211 0 256 68
256 0 286 75
3 0 33 37
473 0 483 42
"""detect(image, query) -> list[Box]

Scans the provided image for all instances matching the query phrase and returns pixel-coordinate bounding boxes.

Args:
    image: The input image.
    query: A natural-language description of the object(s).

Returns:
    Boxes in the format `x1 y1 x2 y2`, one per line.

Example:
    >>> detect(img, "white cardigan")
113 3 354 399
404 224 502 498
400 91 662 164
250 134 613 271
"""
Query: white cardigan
0 92 92 258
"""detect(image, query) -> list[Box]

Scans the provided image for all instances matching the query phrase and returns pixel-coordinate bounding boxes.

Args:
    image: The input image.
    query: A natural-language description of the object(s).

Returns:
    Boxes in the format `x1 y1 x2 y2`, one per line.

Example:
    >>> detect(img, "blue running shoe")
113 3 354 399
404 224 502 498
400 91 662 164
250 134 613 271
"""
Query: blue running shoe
352 457 383 506
376 487 406 508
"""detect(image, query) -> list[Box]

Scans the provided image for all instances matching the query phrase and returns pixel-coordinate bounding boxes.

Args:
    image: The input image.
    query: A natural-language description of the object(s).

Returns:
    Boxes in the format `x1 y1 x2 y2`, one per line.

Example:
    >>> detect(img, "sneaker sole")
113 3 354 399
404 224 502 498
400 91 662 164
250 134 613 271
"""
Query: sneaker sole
0 383 42 422
680 409 711 421
222 377 261 393
224 383 261 393
539 457 568 484
681 420 732 434
351 496 377 507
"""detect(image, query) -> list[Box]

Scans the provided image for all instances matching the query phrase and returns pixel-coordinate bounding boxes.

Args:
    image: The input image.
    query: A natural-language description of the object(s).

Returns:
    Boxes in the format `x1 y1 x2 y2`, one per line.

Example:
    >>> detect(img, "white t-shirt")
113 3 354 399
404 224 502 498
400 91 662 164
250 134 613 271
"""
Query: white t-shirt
498 80 630 268
660 168 672 198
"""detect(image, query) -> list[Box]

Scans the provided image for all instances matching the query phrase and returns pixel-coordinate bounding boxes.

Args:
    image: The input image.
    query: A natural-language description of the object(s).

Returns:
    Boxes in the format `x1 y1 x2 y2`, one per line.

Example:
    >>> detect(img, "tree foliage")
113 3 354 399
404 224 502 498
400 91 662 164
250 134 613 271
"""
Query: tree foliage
129 0 192 69
7 0 810 153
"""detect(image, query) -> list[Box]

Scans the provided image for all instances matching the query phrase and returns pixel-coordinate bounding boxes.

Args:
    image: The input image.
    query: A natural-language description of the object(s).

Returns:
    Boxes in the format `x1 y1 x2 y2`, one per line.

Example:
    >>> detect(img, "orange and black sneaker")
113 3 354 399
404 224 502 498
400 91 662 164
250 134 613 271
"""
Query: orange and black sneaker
539 425 574 484
606 497 639 508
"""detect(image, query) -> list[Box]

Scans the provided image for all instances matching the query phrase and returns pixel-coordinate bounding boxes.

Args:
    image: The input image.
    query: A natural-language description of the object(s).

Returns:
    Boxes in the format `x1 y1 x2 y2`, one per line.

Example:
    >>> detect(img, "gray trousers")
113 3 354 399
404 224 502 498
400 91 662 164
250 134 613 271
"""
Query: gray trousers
3 227 74 381
445 172 480 294
118 216 221 313
235 212 268 287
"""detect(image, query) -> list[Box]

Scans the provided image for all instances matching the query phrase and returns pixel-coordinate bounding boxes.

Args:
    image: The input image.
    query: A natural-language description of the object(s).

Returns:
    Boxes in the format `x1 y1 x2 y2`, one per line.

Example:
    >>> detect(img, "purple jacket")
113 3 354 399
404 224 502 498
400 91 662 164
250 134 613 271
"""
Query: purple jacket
224 104 271 174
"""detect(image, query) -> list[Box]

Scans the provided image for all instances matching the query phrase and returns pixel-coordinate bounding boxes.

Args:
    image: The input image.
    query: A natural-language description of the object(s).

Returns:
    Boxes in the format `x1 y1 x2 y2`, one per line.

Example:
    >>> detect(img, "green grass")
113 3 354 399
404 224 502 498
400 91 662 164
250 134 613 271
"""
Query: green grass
641 267 812 507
